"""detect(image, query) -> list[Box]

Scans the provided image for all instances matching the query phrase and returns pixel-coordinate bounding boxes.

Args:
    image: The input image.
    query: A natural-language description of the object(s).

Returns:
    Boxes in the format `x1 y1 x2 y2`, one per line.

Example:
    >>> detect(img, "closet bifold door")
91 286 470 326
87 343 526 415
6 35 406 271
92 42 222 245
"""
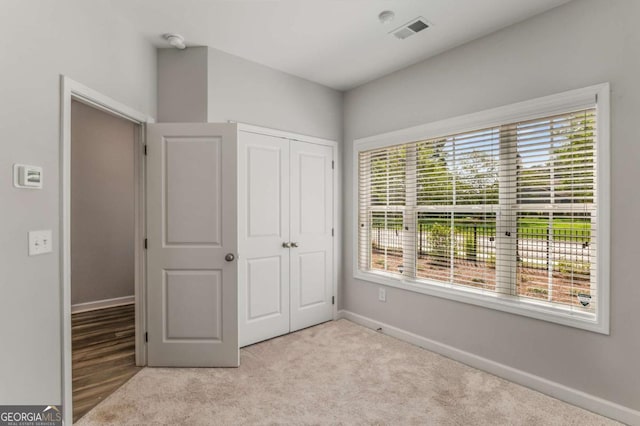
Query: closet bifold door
289 140 334 332
238 131 291 347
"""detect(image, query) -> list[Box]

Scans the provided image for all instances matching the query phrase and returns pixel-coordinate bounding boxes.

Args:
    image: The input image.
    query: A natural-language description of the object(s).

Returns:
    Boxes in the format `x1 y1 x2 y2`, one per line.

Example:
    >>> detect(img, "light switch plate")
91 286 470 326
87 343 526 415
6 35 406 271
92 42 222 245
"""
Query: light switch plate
29 230 52 255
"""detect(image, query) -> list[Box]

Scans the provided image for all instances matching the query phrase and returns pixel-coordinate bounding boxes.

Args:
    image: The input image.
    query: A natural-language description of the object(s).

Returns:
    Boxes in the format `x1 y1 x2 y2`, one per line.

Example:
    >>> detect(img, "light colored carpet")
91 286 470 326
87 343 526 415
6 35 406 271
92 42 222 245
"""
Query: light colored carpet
77 319 618 425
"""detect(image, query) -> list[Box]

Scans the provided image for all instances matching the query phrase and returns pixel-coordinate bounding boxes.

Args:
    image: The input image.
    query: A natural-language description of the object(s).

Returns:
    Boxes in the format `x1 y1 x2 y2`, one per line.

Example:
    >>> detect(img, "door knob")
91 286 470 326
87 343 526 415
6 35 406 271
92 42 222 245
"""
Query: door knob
291 242 299 248
225 253 235 262
282 242 292 248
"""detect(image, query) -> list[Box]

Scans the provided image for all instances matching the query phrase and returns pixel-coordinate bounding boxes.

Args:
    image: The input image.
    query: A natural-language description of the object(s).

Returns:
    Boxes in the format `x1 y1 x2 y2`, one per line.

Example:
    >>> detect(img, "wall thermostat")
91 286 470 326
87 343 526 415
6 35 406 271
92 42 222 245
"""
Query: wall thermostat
13 164 43 189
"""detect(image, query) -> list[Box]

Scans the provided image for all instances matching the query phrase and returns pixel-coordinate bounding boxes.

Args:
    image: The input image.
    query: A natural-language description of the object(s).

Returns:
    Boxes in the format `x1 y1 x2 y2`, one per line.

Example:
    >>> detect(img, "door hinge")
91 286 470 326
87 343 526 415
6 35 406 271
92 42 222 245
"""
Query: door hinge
332 296 335 305
144 145 147 156
144 238 148 249
331 160 335 170
145 332 148 342
331 228 334 237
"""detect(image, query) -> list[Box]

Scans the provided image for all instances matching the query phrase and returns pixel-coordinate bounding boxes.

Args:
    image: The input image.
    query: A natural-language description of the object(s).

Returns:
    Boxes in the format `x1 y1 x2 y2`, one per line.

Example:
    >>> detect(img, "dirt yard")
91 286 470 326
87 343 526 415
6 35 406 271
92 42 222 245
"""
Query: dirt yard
371 250 592 309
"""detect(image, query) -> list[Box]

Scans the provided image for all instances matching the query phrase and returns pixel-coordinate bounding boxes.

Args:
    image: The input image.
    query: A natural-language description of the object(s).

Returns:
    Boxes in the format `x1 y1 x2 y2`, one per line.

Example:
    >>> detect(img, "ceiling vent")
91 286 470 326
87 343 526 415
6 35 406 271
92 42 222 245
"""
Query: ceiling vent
390 17 430 40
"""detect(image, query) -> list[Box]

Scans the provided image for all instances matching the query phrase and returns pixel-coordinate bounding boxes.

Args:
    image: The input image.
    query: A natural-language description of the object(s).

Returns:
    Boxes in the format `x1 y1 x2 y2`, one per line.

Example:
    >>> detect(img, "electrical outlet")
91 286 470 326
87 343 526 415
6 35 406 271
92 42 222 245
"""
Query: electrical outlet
28 230 52 256
378 287 386 302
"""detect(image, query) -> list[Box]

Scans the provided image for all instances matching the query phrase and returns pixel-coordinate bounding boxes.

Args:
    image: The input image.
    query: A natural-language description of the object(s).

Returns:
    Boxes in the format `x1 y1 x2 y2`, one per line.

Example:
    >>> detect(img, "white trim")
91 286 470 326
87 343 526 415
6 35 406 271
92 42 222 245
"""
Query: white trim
60 75 154 426
354 83 607 151
64 79 153 125
354 270 600 332
332 143 340 319
594 85 611 336
236 122 337 147
133 112 148 368
338 310 640 426
352 83 610 334
71 296 135 314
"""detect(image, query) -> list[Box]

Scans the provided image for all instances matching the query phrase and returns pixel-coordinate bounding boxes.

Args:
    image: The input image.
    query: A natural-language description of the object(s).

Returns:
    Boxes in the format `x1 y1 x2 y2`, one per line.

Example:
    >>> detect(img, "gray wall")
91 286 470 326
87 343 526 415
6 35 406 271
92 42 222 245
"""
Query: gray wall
157 47 343 141
342 0 640 412
157 47 209 123
0 1 156 404
207 48 343 142
71 100 136 306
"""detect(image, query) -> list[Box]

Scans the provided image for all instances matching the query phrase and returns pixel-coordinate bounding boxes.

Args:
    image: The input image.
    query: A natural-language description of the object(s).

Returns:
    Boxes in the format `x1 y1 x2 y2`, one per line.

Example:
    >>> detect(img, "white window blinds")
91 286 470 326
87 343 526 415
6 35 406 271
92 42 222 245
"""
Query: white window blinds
358 107 597 314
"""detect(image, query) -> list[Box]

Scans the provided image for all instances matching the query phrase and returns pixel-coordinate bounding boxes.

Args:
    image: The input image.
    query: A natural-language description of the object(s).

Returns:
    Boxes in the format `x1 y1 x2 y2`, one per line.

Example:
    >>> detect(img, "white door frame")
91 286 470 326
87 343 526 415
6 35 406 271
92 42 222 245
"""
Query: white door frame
59 75 153 425
235 123 340 321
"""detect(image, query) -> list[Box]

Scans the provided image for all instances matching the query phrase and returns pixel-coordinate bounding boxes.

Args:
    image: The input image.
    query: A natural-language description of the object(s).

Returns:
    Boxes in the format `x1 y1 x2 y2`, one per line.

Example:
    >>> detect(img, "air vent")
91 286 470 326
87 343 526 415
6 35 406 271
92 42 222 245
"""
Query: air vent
390 17 430 40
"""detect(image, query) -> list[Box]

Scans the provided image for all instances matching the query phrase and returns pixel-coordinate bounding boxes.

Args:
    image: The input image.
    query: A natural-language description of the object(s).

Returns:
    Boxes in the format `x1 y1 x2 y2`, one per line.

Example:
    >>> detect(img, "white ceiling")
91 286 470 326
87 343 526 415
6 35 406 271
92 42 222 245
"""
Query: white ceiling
110 0 572 91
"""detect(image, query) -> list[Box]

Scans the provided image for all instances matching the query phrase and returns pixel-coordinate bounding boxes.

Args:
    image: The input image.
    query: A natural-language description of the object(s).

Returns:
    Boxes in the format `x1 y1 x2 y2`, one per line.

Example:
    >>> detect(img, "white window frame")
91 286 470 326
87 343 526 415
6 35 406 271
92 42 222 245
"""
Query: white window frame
353 83 610 334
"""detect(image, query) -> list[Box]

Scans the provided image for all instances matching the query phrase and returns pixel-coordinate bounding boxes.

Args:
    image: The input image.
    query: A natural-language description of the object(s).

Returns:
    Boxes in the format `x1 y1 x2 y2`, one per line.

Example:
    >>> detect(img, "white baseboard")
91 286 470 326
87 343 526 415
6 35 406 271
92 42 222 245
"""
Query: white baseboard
71 295 135 314
337 310 639 426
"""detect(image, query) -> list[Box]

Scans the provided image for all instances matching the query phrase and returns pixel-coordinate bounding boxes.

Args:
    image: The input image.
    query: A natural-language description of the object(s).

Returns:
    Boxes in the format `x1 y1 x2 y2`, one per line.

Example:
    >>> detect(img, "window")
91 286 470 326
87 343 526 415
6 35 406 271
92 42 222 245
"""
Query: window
355 85 609 333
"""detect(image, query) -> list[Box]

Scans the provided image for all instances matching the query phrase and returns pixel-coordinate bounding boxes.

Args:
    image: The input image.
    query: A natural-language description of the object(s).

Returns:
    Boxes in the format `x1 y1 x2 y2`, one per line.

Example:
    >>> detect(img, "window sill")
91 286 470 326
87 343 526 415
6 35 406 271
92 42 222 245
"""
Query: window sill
354 269 608 334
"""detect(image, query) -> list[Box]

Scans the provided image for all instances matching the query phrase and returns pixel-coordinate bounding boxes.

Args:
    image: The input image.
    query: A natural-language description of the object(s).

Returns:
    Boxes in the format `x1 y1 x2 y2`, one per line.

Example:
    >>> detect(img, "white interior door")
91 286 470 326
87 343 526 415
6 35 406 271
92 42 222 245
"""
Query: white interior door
146 123 238 367
290 141 334 331
238 131 290 347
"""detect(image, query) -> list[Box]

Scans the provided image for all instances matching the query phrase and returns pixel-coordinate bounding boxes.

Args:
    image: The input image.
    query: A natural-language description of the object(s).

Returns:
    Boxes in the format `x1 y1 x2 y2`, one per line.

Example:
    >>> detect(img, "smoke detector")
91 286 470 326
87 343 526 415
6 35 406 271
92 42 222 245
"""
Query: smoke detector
390 18 431 40
163 33 186 49
378 10 395 24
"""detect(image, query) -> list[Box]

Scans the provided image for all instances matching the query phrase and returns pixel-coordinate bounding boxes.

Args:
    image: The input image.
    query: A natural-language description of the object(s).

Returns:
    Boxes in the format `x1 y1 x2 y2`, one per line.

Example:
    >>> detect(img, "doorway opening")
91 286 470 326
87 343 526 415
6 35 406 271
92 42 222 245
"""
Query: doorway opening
69 100 141 421
61 76 151 425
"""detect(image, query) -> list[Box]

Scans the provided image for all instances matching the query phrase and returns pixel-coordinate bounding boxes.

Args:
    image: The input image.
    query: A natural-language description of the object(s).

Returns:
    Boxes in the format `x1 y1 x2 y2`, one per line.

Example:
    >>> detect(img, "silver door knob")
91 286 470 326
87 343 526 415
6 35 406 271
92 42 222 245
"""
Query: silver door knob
282 242 292 248
225 253 235 262
291 242 299 248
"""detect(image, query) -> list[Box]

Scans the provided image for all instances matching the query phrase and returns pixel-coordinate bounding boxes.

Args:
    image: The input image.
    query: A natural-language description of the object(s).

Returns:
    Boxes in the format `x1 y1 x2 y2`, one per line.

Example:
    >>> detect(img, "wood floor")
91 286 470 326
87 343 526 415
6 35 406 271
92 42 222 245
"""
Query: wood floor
72 304 141 423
